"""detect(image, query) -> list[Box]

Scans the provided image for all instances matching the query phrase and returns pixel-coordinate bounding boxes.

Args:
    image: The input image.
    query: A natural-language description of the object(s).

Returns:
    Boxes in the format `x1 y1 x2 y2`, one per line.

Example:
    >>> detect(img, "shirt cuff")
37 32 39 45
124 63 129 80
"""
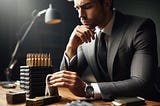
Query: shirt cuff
64 53 77 66
91 83 102 99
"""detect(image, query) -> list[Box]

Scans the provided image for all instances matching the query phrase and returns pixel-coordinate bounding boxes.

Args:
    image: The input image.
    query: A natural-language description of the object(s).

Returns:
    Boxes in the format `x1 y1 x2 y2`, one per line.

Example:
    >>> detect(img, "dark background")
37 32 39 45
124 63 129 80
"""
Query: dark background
0 0 160 81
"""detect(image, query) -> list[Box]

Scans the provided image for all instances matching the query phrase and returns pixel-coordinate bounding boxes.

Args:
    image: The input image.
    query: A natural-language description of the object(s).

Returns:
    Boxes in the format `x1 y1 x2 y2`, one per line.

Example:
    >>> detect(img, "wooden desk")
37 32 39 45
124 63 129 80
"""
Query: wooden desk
0 86 160 106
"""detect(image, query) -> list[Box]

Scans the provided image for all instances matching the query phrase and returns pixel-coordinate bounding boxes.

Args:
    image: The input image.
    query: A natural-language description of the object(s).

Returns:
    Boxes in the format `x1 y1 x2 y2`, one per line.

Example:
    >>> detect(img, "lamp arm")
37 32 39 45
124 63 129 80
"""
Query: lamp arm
8 40 20 69
20 15 39 43
7 7 50 70
7 13 39 70
37 9 47 17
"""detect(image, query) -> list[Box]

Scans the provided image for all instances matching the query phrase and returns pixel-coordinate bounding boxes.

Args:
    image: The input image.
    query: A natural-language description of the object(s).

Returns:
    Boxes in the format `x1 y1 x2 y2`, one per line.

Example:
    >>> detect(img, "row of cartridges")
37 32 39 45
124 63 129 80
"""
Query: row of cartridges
26 53 52 67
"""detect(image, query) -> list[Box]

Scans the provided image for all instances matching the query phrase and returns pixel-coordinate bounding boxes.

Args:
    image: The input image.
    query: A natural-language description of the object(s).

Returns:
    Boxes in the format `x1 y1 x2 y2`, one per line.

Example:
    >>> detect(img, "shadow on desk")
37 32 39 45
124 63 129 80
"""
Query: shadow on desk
0 86 160 106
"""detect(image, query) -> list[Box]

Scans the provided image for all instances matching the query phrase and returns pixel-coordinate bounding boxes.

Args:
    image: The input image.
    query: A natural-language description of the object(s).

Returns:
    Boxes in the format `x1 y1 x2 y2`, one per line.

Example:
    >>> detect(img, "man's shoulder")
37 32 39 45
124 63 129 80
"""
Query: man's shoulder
113 10 155 32
116 10 154 24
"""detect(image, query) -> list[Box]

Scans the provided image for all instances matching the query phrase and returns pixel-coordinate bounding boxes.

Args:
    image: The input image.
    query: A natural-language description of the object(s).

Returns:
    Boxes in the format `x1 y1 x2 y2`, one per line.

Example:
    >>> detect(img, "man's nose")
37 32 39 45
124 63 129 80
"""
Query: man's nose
78 8 85 19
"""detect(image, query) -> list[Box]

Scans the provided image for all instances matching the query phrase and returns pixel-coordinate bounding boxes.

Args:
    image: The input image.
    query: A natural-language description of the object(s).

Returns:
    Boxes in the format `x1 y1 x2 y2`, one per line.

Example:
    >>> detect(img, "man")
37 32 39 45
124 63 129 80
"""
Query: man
49 0 159 101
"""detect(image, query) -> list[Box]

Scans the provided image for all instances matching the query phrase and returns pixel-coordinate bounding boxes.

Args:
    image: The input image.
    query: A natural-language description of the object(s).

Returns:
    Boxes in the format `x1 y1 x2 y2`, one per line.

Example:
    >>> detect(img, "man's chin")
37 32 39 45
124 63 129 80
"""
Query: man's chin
83 24 95 29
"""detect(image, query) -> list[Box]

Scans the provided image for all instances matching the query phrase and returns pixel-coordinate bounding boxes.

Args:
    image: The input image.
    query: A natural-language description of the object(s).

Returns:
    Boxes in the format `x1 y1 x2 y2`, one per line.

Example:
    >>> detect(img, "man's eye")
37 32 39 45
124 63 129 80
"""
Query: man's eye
84 4 92 9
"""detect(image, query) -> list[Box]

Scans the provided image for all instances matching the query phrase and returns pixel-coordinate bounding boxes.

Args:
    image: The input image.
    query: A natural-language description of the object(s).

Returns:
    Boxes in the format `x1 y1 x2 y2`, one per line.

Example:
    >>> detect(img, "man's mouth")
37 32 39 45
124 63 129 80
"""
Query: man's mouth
81 18 96 29
82 20 90 24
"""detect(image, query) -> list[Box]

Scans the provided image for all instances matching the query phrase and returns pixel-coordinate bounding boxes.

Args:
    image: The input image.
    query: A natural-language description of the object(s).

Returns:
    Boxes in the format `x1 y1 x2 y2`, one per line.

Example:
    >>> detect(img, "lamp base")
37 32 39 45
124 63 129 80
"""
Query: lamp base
0 81 16 89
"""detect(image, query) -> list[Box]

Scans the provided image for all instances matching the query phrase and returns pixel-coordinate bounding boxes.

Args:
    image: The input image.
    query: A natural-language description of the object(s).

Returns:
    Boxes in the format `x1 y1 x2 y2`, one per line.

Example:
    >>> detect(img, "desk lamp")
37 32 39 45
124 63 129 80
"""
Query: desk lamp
2 4 61 88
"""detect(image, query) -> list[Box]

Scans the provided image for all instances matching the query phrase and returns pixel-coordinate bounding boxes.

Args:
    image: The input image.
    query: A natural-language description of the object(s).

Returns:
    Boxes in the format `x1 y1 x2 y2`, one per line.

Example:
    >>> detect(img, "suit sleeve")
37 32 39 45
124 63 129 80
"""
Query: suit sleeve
98 19 158 100
60 45 88 76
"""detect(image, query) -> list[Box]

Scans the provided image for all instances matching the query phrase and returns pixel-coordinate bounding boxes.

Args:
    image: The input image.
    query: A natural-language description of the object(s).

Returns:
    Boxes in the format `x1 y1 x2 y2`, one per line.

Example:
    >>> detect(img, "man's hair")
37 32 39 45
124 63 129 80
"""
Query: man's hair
99 0 113 9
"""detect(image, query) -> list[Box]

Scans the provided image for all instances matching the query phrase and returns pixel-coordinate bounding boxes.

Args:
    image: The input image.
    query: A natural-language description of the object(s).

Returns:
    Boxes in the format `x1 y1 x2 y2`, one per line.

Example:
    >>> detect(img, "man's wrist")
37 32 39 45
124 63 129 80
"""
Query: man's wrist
65 45 77 59
84 84 94 98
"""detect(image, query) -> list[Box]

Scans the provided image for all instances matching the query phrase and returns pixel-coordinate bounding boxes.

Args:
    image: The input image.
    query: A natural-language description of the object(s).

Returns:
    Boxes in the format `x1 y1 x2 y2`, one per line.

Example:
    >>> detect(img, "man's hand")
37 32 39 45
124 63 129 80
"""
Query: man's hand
49 70 86 97
66 25 95 59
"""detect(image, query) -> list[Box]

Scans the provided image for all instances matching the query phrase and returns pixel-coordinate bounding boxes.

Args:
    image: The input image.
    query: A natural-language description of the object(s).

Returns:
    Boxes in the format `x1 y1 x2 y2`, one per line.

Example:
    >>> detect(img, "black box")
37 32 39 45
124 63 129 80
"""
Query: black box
20 66 54 98
26 96 61 106
6 91 26 104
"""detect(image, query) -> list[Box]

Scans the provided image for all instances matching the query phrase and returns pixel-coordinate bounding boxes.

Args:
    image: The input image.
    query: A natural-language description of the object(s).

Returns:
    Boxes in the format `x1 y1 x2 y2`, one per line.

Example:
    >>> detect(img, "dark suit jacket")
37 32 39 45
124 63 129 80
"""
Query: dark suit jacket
60 11 159 101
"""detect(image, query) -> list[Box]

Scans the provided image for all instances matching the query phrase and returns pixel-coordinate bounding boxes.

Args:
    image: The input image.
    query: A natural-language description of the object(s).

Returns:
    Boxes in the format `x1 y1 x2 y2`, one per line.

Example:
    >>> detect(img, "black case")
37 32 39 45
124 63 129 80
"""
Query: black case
20 66 54 98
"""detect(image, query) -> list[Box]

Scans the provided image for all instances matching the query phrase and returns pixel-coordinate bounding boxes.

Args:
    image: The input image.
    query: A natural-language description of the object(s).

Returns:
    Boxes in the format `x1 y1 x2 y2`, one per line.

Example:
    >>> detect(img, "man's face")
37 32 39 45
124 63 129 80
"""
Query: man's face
74 0 107 29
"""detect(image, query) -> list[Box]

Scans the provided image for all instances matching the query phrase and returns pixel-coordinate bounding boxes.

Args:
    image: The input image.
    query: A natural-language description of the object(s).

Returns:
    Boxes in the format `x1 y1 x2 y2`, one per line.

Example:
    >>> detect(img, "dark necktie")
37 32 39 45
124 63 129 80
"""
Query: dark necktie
97 31 107 72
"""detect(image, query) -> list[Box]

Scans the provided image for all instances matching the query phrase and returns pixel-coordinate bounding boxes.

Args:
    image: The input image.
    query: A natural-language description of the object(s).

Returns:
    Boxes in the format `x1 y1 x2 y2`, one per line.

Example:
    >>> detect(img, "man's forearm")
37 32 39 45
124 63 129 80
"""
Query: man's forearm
65 45 78 60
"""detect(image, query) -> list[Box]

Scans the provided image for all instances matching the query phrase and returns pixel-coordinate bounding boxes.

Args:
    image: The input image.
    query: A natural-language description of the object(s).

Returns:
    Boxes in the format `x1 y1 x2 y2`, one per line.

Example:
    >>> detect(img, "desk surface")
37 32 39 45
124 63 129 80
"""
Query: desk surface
0 86 160 106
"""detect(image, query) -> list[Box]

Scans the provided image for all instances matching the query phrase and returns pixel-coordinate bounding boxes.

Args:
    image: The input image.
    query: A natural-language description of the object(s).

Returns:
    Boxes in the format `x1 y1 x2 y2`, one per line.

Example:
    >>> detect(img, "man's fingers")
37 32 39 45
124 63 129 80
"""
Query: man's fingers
49 70 77 82
76 25 95 43
50 82 72 88
49 77 72 85
90 30 95 40
54 70 77 75
49 71 77 88
84 31 92 42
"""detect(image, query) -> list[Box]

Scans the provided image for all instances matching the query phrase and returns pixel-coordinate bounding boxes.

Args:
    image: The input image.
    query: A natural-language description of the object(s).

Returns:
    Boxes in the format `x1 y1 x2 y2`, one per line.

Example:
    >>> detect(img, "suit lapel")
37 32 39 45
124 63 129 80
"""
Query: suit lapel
107 11 128 80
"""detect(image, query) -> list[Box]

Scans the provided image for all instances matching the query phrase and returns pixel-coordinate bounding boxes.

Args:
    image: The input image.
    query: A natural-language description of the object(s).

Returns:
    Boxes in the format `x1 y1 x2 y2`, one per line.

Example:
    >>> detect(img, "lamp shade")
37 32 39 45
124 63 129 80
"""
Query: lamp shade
45 4 61 24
